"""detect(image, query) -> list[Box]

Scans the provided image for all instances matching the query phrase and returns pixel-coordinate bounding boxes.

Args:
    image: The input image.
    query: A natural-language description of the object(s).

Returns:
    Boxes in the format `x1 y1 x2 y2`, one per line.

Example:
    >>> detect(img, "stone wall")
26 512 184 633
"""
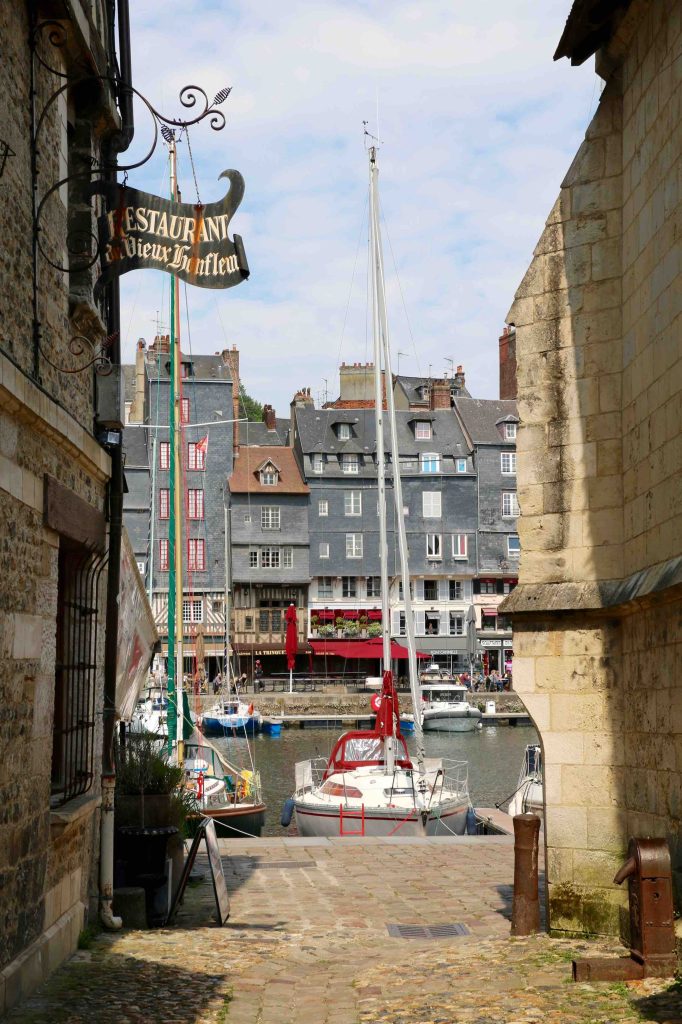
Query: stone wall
504 0 682 936
0 2 115 1013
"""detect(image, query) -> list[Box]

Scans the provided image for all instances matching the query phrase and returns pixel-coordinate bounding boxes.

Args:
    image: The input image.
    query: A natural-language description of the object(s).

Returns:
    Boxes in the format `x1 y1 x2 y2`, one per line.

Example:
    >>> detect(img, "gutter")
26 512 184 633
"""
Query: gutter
100 0 135 932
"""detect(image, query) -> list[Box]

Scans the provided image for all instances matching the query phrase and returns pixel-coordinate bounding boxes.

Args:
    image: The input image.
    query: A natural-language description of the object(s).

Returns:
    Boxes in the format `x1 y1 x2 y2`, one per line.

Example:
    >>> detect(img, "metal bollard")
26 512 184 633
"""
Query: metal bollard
511 813 541 936
573 837 677 981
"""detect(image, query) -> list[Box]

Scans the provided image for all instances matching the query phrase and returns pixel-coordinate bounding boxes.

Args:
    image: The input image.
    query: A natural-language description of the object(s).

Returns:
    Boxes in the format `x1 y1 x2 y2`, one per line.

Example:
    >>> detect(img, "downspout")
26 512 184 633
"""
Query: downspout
100 0 134 931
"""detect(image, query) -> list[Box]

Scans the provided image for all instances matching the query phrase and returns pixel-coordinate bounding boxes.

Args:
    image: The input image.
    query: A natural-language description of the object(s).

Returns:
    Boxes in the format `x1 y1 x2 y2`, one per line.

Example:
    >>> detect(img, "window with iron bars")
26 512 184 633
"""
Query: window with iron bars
52 542 107 807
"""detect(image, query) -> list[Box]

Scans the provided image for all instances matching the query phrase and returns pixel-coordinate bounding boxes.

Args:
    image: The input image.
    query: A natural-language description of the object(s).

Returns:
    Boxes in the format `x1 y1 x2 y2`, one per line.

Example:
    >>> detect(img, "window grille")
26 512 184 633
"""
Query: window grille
181 397 190 423
187 489 204 520
505 423 517 439
159 538 169 570
415 421 432 440
188 538 206 571
159 442 170 469
51 544 107 807
318 576 333 597
342 454 359 474
422 492 441 518
261 506 280 529
318 499 328 516
345 533 363 558
366 576 381 597
188 442 205 470
344 490 362 515
420 453 440 473
501 452 517 475
502 492 520 517
159 488 170 519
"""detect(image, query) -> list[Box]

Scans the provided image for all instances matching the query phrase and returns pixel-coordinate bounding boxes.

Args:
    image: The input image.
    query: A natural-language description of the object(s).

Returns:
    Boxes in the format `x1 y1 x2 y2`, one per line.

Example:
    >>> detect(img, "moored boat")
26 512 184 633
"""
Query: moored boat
507 743 543 818
420 682 482 733
198 698 263 736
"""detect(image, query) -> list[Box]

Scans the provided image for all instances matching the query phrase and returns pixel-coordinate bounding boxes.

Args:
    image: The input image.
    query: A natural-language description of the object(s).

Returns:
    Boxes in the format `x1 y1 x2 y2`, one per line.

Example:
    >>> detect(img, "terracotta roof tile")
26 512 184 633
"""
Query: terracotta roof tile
228 445 309 495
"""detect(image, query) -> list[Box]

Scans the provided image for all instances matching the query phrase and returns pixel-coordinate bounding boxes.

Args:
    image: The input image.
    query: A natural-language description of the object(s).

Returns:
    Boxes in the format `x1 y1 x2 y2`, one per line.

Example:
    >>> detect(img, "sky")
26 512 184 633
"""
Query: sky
120 1 598 412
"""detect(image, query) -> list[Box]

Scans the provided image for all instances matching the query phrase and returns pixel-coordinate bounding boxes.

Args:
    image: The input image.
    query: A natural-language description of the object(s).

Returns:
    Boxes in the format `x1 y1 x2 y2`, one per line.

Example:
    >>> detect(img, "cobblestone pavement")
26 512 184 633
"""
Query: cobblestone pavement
6 837 682 1024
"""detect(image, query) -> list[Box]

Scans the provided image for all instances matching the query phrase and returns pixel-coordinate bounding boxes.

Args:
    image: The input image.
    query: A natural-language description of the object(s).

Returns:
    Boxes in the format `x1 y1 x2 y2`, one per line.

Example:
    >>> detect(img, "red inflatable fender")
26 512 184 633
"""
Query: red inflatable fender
370 694 382 713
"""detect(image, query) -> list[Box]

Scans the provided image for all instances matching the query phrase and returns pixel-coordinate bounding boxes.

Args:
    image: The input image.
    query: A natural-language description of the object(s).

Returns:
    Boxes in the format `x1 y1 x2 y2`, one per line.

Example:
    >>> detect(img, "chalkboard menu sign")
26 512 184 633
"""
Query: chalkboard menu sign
168 818 230 926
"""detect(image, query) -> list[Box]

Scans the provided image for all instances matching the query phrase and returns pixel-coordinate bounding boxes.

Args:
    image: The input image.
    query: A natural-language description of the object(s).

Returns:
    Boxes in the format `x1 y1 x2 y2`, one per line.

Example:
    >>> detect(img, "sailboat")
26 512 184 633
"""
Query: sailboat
286 144 470 837
162 134 265 838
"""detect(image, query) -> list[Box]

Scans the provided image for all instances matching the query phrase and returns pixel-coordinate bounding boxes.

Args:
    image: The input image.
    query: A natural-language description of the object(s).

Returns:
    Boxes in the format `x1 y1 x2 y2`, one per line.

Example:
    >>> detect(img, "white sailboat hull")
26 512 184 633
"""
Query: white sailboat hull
293 800 467 837
422 708 482 733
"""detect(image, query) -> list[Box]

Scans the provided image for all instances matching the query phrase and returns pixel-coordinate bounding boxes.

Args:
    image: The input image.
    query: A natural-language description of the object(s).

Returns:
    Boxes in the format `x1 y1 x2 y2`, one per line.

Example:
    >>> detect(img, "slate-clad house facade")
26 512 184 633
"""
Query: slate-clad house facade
455 398 520 674
228 445 310 670
124 337 236 674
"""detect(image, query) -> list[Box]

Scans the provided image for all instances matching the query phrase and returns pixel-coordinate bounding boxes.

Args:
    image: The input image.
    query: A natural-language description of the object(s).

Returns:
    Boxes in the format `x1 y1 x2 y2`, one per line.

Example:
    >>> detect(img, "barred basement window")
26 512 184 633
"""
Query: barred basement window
52 543 107 807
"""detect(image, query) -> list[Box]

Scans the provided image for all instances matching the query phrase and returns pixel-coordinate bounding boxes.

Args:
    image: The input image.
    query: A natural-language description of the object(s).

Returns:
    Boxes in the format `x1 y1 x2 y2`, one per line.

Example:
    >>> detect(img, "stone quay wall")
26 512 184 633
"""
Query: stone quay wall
504 0 682 937
0 2 115 1014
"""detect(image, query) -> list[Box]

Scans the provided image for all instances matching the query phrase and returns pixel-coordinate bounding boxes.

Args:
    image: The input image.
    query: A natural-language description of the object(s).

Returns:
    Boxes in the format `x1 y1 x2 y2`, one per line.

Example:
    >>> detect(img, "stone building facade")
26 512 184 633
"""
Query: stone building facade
502 0 682 935
0 1 127 1010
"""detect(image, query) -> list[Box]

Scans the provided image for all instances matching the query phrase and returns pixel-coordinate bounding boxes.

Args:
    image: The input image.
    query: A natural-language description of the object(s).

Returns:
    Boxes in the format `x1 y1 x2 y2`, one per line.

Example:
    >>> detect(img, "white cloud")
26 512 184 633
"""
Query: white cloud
120 0 596 410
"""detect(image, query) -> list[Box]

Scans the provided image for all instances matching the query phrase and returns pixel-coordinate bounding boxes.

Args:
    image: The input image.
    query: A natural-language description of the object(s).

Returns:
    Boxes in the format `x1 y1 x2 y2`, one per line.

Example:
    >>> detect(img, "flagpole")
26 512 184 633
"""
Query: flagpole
170 135 184 764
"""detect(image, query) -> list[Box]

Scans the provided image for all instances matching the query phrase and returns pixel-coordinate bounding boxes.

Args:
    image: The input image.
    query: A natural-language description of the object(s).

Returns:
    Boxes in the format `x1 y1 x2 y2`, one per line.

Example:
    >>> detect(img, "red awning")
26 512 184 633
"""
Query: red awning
309 639 429 660
342 610 359 619
314 610 335 621
482 607 498 615
367 610 382 620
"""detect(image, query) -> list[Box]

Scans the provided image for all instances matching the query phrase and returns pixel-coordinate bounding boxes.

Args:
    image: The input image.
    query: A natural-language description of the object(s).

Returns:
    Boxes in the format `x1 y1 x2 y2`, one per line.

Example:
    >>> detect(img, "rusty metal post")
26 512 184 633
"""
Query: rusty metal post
511 813 541 936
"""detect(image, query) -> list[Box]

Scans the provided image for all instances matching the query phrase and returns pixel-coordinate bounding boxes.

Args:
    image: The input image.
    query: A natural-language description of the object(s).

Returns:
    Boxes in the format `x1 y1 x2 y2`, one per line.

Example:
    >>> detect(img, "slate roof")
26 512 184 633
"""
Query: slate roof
294 406 470 460
228 446 309 495
454 398 519 446
122 424 150 467
394 374 471 404
238 418 289 446
143 352 233 383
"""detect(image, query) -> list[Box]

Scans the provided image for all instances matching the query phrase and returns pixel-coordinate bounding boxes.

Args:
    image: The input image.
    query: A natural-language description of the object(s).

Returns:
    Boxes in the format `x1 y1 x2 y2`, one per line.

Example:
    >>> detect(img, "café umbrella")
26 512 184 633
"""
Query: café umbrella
285 603 298 694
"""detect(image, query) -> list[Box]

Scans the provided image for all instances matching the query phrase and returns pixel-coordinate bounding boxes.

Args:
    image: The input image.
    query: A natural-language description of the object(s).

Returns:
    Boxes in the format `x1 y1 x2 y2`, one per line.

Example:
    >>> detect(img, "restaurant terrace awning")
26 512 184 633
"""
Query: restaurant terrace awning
314 610 335 621
482 607 498 616
309 639 430 660
367 610 382 620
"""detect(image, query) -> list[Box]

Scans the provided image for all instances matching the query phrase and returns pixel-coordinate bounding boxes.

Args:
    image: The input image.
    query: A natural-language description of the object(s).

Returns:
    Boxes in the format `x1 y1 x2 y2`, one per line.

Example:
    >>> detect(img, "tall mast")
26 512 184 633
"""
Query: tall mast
168 136 184 762
368 144 426 777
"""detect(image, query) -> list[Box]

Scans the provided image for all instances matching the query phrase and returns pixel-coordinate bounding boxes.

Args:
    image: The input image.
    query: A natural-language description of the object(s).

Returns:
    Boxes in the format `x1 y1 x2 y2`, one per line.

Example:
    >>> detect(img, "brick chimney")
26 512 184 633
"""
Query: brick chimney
263 404 276 430
221 345 241 456
129 338 146 422
453 364 466 393
499 325 517 400
430 378 451 410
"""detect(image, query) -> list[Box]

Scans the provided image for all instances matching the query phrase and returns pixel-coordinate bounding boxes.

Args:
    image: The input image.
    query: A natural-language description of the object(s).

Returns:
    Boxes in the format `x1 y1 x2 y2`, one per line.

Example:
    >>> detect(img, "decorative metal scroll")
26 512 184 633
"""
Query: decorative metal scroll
29 14 239 379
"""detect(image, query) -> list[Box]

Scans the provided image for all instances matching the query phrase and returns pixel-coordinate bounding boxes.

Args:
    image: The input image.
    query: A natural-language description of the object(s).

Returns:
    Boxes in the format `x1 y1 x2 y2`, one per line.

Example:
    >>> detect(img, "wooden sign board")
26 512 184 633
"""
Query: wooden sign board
168 818 230 926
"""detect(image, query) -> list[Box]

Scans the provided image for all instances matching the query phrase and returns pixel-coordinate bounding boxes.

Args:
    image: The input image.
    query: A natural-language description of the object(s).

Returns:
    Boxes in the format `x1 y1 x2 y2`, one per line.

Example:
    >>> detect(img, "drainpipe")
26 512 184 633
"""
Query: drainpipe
100 0 135 931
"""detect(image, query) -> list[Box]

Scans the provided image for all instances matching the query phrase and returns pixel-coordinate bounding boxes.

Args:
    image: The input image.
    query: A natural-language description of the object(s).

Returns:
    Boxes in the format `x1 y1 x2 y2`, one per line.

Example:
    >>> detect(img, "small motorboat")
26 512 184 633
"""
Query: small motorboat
507 743 543 818
419 682 482 733
129 685 170 738
198 698 263 736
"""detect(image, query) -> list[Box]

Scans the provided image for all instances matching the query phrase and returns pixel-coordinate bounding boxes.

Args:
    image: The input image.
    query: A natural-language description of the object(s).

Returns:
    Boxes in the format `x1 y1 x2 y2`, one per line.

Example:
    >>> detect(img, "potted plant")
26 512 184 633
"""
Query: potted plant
318 623 335 637
343 621 360 638
367 622 382 638
335 616 346 635
311 614 319 634
359 614 368 636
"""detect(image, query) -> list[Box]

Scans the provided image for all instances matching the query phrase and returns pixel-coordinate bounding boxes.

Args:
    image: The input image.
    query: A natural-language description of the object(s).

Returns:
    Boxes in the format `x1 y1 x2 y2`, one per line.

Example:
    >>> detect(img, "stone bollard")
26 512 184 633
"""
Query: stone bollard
511 813 541 936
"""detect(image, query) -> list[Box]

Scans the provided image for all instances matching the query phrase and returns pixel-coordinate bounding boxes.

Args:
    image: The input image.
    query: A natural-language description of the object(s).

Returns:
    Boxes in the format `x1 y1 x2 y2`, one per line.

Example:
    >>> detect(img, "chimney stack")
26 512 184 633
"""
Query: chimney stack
222 345 241 457
128 338 146 422
453 364 466 392
499 325 517 400
263 404 276 430
430 378 451 410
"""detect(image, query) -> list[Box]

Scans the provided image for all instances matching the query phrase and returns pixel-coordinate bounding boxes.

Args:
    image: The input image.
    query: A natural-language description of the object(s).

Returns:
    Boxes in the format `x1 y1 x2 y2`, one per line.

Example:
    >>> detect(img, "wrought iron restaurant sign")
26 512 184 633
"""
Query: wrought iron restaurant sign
90 169 249 294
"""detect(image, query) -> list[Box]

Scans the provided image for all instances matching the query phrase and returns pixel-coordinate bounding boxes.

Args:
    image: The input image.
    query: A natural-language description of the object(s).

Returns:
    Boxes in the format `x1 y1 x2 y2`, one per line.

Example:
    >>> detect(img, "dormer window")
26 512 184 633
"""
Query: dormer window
415 421 432 440
259 462 279 485
505 422 517 439
337 423 352 440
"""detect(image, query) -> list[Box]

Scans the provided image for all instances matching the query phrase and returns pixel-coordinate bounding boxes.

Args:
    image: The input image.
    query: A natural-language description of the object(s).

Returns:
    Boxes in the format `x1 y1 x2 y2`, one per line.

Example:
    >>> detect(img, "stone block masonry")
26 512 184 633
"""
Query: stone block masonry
503 0 682 936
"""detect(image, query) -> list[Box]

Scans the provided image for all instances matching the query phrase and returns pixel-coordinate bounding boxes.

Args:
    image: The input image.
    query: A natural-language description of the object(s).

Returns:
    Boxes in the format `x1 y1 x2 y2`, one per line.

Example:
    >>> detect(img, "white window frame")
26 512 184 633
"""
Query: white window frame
337 423 352 440
505 422 517 439
420 452 440 474
261 506 281 530
344 490 362 516
319 542 330 559
449 613 464 636
282 547 293 569
260 466 278 486
182 598 203 623
342 454 359 474
426 534 442 560
318 499 328 517
345 533 363 558
455 458 467 473
449 580 463 601
501 452 517 475
249 549 258 567
422 491 441 518
502 491 520 518
415 421 432 440
342 576 357 598
507 534 521 557
366 576 381 598
261 546 281 568
318 576 333 598
187 489 204 520
312 454 324 474
452 534 468 559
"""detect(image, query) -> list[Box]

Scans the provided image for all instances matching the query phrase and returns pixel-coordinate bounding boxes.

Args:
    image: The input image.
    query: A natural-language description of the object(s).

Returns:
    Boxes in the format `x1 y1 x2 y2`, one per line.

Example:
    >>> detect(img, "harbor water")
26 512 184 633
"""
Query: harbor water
214 724 539 837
